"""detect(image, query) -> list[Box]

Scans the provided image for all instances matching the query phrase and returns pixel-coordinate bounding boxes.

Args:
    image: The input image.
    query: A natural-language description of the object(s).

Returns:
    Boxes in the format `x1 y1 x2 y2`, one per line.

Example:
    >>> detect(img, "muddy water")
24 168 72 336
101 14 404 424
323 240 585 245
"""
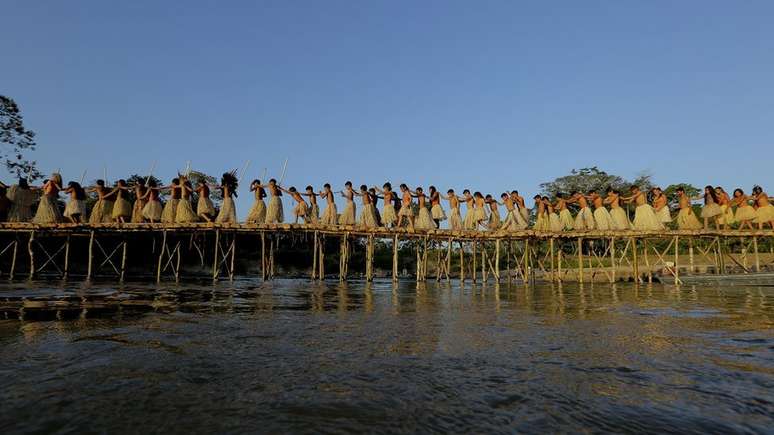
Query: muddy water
1 280 773 433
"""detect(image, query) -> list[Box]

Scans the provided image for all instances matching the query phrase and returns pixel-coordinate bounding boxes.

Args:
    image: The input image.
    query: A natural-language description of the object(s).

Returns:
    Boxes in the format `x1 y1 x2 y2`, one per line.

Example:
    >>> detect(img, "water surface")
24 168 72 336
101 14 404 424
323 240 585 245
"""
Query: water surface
1 280 773 434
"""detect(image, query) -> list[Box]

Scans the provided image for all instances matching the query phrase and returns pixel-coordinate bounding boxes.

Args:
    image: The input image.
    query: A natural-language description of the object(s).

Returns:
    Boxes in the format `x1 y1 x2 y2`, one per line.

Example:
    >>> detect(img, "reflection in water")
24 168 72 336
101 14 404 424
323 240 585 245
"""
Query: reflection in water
1 279 773 433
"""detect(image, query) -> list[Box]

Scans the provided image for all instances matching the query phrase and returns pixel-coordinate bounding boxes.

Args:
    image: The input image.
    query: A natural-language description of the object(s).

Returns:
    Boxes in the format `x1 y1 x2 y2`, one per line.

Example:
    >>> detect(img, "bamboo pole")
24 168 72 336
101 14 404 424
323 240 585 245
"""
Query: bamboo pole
9 240 17 280
674 235 679 285
229 235 236 281
753 236 760 272
688 238 694 273
88 230 95 281
27 231 35 280
319 235 325 279
610 237 615 283
446 237 452 282
392 234 398 282
481 244 486 282
63 236 70 279
366 235 374 282
644 239 652 283
261 232 266 281
472 241 477 283
212 229 220 280
507 240 512 283
557 245 563 283
175 241 181 282
120 239 127 282
312 231 318 280
422 236 429 282
340 235 346 282
631 237 638 283
495 239 500 282
459 241 464 283
577 237 583 284
549 238 555 283
270 237 275 279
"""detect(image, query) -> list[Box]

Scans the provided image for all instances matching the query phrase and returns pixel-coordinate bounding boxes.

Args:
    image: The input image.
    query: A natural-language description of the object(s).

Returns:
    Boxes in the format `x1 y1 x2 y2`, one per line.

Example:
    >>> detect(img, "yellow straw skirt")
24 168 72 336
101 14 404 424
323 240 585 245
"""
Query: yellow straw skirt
755 204 774 223
717 204 736 225
701 203 722 219
533 213 549 231
308 204 319 224
415 207 435 230
266 197 284 223
293 201 309 221
609 208 631 230
734 205 755 221
7 187 34 222
382 204 397 226
321 203 338 225
474 207 487 223
677 208 702 230
633 204 664 230
33 196 62 224
398 204 413 217
593 207 614 230
175 199 198 223
245 199 266 223
132 199 146 223
358 203 379 228
520 207 529 222
431 204 446 221
488 210 501 230
558 209 574 230
463 208 476 230
448 207 463 230
549 213 562 232
197 196 216 218
64 199 87 219
655 207 672 224
574 207 595 230
215 197 237 223
142 199 163 221
161 199 178 223
112 197 132 220
339 201 356 225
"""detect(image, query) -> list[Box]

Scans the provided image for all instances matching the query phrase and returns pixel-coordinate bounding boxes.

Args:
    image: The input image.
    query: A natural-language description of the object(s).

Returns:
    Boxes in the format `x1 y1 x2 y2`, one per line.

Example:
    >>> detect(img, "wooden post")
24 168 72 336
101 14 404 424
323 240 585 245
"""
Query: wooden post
120 239 127 282
175 241 181 282
366 235 374 282
229 235 236 281
212 229 220 280
525 239 531 284
741 236 748 272
340 235 346 282
9 240 17 280
688 238 694 273
481 244 486 282
63 235 71 279
446 237 452 283
472 241 477 283
312 231 318 280
88 230 95 281
507 240 512 283
549 238 555 283
753 236 760 272
415 241 421 282
577 237 583 284
459 241 464 283
557 244 563 282
422 236 429 282
644 239 652 283
392 234 398 282
631 237 638 283
319 235 325 279
674 235 679 285
270 236 275 280
610 237 615 283
27 231 35 280
261 232 266 281
495 239 500 282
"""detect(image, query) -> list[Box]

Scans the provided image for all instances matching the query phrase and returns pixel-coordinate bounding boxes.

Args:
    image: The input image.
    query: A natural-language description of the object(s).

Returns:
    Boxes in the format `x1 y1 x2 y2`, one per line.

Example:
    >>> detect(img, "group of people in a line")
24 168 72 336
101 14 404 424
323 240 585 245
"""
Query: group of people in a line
2 171 773 231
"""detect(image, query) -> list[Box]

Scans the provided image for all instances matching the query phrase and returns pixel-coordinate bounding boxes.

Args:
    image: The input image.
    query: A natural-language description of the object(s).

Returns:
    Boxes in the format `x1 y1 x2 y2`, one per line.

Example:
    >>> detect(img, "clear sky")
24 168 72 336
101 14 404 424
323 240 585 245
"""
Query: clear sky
3 1 773 216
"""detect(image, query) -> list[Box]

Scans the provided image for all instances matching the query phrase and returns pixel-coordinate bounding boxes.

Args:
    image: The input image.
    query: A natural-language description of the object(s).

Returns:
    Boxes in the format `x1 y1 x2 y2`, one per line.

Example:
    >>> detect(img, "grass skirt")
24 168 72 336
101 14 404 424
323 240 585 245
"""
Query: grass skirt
502 210 527 231
112 197 132 220
321 203 338 225
677 208 702 230
132 199 146 223
308 204 319 224
558 209 574 230
161 199 178 223
89 199 108 224
734 205 755 221
717 204 736 225
398 204 413 217
593 207 614 230
382 204 397 226
415 207 435 230
609 208 631 230
488 210 501 230
633 204 664 230
549 213 562 232
574 207 595 230
64 199 87 219
448 207 463 230
339 201 356 225
533 213 549 231
7 186 34 222
175 199 198 223
463 208 476 230
245 199 266 223
143 199 163 221
197 196 216 218
216 197 237 223
293 201 309 221
655 207 672 223
266 197 284 223
358 203 379 228
33 196 62 224
520 207 529 222
474 207 487 224
701 203 722 218
431 204 446 221
755 204 774 224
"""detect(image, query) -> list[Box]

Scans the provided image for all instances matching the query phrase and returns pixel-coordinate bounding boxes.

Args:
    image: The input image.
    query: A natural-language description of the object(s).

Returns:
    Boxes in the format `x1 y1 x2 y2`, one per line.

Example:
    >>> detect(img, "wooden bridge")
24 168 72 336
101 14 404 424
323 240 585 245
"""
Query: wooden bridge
0 223 771 285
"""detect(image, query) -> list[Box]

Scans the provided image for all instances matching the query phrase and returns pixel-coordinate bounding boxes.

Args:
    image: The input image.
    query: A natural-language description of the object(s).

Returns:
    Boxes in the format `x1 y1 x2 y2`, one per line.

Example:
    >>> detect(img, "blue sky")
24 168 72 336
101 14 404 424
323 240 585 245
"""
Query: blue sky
3 1 773 216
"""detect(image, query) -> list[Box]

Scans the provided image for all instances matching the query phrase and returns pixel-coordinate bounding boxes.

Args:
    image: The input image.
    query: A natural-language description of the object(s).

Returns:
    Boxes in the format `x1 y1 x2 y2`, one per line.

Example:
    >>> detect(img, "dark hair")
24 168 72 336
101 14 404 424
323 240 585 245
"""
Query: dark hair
416 186 423 193
447 189 455 194
324 183 331 189
555 192 564 198
676 187 685 193
221 172 239 197
289 186 297 193
305 185 313 191
137 179 146 186
512 190 519 195
19 178 29 189
360 184 367 191
345 181 352 187
463 189 470 195
148 179 158 188
400 183 408 190
474 191 482 198
704 185 718 204
542 196 549 201
117 179 127 187
533 195 541 200
485 194 492 200
733 188 743 196
269 178 277 184
588 189 596 194
252 179 260 185
383 182 392 190
501 193 508 198
630 185 639 191
570 191 578 196
68 181 86 200
96 179 105 187
172 178 180 185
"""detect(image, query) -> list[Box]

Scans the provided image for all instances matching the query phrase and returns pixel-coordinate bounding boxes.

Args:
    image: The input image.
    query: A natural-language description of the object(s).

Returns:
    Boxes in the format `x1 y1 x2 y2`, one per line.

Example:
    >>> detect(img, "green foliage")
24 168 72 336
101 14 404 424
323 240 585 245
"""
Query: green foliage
0 96 39 180
188 170 223 206
539 166 654 197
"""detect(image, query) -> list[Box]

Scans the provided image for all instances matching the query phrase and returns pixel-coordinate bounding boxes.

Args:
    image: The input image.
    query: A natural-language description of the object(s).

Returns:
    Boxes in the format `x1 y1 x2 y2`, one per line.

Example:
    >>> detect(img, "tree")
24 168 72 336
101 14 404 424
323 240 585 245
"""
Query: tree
0 96 39 180
663 183 700 207
187 170 223 207
539 166 653 197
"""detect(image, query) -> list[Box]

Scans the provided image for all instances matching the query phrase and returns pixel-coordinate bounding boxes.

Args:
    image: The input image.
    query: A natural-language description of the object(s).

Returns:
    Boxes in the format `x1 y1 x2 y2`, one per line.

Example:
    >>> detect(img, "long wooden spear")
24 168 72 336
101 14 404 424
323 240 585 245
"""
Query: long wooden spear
145 161 157 185
239 160 251 181
79 170 87 184
278 158 288 185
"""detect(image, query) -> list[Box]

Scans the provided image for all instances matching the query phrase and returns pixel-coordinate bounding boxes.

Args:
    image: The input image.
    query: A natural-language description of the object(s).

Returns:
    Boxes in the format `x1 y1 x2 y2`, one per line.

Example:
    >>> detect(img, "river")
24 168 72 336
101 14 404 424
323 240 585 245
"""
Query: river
1 280 772 433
